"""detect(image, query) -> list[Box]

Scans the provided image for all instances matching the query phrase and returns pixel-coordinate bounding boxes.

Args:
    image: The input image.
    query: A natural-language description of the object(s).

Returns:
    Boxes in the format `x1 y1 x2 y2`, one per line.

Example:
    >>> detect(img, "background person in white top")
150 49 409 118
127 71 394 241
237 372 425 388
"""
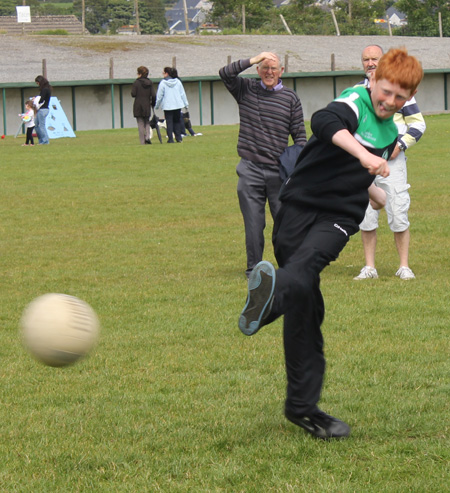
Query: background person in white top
19 100 36 146
354 45 426 281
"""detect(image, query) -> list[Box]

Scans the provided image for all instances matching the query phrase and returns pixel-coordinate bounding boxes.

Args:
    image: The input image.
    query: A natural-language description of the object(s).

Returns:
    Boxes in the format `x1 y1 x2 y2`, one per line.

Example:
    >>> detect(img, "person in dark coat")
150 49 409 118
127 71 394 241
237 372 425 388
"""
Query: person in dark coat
34 75 52 145
131 66 156 145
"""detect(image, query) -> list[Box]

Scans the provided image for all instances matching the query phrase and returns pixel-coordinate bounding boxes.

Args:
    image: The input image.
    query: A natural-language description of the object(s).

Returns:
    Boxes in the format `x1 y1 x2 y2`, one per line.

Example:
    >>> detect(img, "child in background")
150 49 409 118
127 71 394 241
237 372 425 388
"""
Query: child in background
19 100 36 146
181 110 202 137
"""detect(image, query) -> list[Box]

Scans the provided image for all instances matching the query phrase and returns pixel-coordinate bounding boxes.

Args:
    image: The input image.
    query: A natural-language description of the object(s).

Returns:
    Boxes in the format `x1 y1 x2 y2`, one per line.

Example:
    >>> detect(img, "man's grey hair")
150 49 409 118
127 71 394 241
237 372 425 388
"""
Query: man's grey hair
258 54 282 69
361 44 384 59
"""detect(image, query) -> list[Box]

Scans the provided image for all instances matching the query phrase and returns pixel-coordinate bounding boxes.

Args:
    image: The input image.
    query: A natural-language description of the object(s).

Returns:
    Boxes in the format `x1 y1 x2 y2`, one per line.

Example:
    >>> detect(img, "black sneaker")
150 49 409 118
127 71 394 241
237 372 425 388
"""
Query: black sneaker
238 261 275 336
285 409 351 439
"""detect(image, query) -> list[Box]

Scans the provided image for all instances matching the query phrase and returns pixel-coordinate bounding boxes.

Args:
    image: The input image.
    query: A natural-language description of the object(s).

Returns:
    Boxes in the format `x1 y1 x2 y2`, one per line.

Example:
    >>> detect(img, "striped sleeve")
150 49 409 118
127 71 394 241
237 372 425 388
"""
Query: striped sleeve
219 59 252 103
290 95 307 146
394 97 426 149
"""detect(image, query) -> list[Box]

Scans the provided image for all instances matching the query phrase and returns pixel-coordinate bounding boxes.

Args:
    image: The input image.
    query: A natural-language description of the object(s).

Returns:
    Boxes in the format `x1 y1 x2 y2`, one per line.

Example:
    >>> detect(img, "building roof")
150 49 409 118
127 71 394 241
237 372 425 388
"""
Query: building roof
386 6 407 20
165 0 213 34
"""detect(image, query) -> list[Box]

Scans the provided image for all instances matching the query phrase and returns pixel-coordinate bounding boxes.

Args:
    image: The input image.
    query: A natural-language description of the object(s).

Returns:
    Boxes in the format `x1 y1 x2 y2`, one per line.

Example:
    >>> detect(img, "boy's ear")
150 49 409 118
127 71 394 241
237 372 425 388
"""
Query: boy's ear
407 89 417 101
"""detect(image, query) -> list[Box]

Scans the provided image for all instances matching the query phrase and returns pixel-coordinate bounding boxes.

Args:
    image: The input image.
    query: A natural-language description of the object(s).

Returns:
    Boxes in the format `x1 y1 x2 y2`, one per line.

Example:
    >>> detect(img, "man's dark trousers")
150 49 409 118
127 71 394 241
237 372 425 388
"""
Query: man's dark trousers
237 158 282 277
270 202 359 416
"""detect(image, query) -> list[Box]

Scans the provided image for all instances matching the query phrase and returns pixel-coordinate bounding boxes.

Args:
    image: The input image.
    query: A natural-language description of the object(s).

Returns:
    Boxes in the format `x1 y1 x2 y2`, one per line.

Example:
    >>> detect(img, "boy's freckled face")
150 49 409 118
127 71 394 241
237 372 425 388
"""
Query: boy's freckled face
370 78 414 120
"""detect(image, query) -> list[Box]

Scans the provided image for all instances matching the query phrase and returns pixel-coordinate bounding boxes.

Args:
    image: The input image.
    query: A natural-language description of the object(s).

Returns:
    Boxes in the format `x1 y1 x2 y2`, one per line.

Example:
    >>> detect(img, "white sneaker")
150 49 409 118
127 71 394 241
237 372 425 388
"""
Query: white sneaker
395 266 416 280
353 266 378 280
194 133 202 136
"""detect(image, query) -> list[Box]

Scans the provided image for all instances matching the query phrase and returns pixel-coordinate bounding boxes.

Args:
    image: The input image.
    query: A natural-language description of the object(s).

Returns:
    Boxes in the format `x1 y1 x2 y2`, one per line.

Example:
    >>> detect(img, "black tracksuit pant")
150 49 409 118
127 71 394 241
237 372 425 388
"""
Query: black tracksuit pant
164 109 182 143
26 126 35 145
270 202 359 416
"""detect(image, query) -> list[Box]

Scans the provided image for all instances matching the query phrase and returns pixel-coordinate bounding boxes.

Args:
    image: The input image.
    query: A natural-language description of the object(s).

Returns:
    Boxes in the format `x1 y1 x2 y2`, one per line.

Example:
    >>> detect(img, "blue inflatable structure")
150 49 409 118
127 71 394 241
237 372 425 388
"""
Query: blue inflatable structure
46 97 76 139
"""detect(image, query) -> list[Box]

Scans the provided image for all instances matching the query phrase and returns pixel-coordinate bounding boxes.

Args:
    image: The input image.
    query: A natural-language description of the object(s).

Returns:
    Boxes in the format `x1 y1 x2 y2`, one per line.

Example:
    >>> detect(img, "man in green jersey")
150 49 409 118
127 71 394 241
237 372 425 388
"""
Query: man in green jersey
237 48 424 440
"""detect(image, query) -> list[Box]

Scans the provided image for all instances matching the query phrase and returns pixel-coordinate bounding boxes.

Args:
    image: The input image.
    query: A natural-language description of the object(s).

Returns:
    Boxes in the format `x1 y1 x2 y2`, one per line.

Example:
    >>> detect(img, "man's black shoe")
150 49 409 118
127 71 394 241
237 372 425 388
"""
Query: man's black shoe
285 409 351 440
238 261 275 336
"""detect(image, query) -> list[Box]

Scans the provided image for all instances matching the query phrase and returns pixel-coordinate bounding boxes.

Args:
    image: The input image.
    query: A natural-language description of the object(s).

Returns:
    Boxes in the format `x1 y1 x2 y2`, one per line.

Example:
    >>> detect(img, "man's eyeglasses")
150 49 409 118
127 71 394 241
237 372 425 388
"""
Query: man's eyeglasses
260 66 280 73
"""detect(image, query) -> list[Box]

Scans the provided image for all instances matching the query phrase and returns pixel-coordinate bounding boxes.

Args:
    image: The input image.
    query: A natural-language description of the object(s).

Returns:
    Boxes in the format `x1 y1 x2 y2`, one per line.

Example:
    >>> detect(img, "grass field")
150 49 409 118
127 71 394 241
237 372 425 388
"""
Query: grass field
1 118 449 491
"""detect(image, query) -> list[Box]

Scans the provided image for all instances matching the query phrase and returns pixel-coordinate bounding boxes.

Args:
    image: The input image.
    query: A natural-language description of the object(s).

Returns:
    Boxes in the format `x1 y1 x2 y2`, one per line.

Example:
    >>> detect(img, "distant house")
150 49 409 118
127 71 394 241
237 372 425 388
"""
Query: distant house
386 6 407 27
165 0 213 34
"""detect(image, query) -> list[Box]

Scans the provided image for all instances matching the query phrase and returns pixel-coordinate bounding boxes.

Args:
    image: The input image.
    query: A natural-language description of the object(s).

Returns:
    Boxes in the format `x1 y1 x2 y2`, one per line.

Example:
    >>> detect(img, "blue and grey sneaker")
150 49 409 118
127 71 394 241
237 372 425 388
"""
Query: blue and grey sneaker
238 261 276 336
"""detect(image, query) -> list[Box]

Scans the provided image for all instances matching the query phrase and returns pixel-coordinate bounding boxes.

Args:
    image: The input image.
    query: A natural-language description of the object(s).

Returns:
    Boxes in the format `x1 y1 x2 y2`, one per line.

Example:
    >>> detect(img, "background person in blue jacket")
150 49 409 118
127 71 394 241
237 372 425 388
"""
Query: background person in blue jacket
155 67 189 144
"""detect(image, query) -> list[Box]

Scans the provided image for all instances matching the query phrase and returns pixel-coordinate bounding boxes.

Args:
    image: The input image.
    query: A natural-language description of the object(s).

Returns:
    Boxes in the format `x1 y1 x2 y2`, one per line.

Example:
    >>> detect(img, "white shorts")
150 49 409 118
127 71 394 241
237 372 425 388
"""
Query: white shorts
360 152 411 233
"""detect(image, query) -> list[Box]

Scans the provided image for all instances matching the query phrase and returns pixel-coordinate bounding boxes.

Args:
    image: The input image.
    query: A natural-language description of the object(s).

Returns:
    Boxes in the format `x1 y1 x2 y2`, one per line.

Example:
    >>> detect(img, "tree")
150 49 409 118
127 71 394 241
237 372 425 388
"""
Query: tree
333 0 388 35
0 0 40 16
106 0 135 34
73 0 167 34
275 0 336 35
0 0 19 16
73 0 110 33
225 0 392 36
396 0 450 36
139 0 167 34
210 0 274 31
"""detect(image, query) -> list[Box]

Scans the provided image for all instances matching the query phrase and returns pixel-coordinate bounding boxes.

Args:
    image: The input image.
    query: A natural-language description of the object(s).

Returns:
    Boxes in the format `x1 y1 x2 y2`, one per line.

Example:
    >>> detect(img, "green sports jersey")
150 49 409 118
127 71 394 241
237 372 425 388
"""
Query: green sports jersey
279 85 398 225
335 85 398 156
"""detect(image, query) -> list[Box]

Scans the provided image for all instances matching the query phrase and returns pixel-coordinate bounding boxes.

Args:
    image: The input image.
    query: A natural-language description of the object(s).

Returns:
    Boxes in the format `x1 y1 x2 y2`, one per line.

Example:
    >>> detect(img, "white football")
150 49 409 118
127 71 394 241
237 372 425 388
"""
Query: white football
21 293 100 367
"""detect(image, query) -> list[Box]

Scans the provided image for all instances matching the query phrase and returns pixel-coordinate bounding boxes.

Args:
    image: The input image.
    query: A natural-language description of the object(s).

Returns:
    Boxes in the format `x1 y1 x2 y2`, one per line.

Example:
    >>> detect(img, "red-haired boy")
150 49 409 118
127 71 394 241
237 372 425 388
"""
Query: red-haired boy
238 49 424 439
